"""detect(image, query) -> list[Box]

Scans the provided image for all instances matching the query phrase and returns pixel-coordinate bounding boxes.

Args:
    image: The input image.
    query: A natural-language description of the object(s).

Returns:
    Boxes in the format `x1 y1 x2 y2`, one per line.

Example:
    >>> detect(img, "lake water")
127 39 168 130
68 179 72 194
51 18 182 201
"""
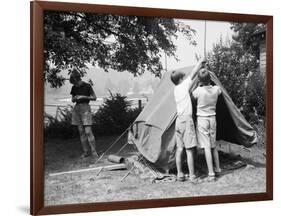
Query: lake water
44 97 147 118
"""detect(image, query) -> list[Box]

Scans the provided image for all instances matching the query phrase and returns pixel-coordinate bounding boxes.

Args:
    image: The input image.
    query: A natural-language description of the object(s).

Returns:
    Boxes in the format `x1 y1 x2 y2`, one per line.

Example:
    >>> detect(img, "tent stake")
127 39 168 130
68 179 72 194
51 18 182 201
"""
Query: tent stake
120 166 134 182
96 167 104 176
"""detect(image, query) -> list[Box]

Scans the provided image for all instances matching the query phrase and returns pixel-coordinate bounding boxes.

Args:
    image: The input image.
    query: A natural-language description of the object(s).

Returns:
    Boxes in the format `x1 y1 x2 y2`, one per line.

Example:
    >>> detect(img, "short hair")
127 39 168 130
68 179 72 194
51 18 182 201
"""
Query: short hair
198 68 211 85
170 70 185 85
69 69 81 84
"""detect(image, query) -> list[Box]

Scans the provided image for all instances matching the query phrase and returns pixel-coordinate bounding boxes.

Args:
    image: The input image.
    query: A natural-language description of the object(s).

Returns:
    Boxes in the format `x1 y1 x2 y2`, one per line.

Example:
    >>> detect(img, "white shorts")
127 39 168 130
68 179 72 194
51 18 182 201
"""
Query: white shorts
71 103 93 126
175 115 197 149
197 116 217 149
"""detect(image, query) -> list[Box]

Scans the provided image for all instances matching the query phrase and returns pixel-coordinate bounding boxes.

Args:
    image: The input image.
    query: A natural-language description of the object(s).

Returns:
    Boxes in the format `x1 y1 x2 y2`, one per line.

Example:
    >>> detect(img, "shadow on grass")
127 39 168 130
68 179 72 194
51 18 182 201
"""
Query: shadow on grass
168 148 265 180
45 134 266 181
44 135 137 174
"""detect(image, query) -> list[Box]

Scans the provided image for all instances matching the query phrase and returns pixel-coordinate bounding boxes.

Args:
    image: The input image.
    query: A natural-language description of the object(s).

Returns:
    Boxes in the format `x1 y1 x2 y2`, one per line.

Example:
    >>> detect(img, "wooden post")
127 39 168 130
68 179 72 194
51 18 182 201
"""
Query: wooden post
138 100 142 110
204 20 207 57
55 106 60 120
164 52 167 72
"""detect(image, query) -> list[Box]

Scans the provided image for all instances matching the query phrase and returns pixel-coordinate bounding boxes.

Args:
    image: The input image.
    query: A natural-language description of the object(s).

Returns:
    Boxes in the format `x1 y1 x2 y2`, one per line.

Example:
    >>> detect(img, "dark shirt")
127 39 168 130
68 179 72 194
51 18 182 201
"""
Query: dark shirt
70 81 95 104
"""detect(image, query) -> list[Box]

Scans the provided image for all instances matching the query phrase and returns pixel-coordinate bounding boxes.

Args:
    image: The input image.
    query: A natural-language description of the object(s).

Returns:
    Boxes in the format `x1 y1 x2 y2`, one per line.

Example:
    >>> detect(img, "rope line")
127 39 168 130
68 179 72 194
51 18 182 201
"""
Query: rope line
90 123 134 166
116 142 129 155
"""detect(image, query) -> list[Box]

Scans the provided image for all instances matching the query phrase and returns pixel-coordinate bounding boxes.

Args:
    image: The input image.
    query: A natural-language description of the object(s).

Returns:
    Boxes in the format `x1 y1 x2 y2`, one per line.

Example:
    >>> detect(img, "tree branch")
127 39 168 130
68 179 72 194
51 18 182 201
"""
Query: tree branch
67 12 130 41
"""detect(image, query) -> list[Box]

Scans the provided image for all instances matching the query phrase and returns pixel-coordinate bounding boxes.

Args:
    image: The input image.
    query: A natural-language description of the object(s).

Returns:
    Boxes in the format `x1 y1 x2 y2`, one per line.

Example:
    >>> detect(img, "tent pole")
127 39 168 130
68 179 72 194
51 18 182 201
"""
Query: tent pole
165 52 168 72
89 125 132 168
204 20 207 58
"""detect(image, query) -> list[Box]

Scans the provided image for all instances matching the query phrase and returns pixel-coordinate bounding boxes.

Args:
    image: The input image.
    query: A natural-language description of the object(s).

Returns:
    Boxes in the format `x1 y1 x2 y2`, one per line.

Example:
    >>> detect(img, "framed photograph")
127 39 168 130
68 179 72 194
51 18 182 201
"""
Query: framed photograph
31 1 273 215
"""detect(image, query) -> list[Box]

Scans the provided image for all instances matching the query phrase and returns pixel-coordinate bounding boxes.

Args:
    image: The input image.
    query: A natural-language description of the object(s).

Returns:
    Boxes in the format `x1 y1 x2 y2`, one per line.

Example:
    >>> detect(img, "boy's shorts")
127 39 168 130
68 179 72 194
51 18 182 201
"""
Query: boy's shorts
197 116 217 149
175 115 197 149
71 103 93 126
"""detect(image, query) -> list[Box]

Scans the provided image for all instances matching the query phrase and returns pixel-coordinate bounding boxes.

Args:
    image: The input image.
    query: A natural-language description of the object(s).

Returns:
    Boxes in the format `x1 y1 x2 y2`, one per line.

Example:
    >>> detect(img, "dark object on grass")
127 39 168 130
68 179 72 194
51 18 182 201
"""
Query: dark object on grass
176 176 185 182
107 154 125 164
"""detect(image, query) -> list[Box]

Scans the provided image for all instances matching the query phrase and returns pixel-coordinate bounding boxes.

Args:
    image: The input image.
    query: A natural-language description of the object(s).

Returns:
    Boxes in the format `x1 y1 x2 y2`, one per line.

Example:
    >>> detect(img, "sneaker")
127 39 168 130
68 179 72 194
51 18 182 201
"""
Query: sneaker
176 174 186 182
215 168 222 177
80 151 91 158
206 175 216 182
189 175 199 184
91 151 99 158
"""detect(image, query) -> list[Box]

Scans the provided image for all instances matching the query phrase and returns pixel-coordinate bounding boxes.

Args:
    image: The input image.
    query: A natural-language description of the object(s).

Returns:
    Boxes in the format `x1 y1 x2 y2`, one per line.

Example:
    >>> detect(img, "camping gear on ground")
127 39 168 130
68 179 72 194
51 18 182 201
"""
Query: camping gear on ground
107 154 125 164
122 155 175 183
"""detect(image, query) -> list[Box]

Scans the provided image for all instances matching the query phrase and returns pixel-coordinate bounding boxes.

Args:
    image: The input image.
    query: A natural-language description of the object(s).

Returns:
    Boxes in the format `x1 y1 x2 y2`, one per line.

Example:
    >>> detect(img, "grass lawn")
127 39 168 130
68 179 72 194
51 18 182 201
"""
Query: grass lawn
44 135 266 206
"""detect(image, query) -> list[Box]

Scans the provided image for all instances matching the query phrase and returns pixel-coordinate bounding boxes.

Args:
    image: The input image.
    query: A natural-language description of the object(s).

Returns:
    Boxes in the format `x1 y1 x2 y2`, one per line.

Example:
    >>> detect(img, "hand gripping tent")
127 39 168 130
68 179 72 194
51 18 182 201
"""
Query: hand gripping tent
129 66 257 171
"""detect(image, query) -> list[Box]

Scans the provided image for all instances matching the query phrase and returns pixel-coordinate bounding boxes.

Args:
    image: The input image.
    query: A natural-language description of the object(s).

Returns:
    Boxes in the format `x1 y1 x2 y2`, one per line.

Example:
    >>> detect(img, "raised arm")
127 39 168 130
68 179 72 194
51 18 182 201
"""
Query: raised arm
189 57 207 80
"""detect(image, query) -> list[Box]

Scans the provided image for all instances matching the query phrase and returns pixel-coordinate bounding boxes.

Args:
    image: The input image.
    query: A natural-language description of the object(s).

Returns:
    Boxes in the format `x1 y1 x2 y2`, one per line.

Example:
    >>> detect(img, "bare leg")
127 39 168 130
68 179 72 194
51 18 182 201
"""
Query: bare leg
77 125 89 154
186 148 195 178
212 147 221 173
84 126 98 157
176 147 184 178
204 147 215 176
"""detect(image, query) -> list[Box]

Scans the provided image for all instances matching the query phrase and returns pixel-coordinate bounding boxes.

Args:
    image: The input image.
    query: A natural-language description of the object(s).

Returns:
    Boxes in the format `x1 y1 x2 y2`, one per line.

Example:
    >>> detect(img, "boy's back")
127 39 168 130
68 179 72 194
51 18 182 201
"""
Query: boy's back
193 85 221 117
174 76 193 116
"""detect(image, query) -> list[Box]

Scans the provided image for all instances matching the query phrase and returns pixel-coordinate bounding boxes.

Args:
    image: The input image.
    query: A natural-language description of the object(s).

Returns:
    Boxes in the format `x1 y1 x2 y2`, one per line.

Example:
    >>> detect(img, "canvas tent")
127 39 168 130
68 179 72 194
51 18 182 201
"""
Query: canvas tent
129 66 257 171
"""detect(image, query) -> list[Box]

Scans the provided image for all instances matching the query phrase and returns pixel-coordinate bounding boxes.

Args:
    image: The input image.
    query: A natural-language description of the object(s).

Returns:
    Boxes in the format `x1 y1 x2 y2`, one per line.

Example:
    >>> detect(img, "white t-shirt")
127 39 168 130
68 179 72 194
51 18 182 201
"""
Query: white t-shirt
174 77 193 116
192 85 222 117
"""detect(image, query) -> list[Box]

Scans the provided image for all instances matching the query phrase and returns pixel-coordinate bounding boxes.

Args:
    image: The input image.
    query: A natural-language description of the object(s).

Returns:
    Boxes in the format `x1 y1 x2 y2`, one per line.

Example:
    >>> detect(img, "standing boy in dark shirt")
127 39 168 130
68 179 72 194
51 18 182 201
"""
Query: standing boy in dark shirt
70 70 99 158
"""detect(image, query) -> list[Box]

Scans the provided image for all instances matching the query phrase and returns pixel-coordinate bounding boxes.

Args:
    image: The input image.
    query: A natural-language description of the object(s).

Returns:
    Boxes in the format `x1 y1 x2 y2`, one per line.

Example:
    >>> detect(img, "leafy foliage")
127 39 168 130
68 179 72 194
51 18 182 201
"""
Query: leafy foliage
44 93 141 139
44 11 196 87
244 71 265 122
44 106 78 139
93 92 141 135
231 23 266 58
207 23 265 122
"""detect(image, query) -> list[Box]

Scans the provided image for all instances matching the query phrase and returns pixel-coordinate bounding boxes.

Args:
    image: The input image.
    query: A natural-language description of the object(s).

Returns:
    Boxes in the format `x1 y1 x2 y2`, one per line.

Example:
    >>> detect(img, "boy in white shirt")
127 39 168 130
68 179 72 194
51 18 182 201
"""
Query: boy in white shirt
192 68 222 182
170 58 206 182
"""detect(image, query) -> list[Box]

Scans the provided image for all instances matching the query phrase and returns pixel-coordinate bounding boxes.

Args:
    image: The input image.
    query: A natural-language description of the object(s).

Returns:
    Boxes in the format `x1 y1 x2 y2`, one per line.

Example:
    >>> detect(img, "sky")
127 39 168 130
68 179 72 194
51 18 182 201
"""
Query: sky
163 19 233 70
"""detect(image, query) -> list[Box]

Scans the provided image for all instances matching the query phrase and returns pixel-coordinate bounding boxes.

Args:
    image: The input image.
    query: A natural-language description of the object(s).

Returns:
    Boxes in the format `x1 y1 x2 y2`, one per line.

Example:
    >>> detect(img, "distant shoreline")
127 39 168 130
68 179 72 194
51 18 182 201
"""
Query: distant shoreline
44 96 149 117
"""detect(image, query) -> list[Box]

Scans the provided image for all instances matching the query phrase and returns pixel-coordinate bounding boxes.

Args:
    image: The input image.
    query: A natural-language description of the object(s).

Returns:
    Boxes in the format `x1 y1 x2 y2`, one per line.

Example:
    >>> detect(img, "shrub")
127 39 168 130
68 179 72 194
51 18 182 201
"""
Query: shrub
207 38 265 123
252 120 266 147
244 71 265 122
93 92 141 135
44 106 78 139
44 93 142 139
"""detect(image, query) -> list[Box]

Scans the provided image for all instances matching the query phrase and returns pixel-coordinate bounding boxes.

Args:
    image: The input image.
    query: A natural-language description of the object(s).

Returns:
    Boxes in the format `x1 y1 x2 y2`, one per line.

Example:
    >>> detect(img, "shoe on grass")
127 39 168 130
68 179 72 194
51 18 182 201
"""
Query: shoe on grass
80 151 91 158
206 175 216 182
176 173 185 182
91 151 99 158
176 176 185 182
215 168 222 176
189 175 200 184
